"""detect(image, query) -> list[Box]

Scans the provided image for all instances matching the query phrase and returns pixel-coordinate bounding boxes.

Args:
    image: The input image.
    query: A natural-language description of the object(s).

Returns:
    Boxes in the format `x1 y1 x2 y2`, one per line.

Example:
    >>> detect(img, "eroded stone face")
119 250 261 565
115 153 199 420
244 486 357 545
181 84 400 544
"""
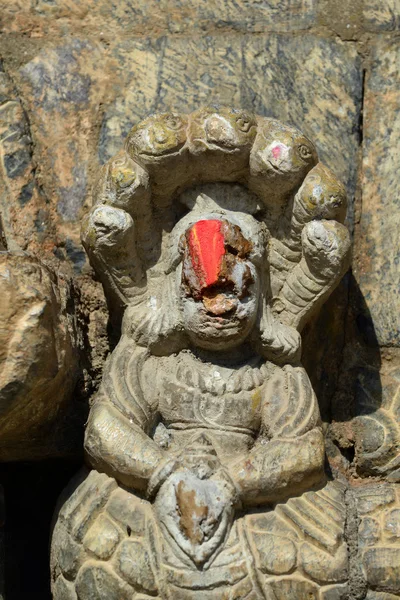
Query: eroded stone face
180 218 258 351
51 107 399 599
249 118 318 201
126 112 188 163
0 253 78 460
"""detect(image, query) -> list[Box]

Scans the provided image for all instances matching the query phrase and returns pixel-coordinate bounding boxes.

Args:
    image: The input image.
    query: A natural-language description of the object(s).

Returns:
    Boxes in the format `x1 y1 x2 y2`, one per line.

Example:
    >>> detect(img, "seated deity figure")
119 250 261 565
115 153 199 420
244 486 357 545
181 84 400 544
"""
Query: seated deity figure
51 107 357 600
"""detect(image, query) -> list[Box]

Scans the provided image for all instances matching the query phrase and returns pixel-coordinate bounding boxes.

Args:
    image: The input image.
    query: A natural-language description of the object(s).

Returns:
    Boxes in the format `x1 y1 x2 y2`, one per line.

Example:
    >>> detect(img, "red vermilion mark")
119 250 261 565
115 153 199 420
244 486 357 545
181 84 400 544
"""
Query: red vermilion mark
271 143 282 160
188 220 225 288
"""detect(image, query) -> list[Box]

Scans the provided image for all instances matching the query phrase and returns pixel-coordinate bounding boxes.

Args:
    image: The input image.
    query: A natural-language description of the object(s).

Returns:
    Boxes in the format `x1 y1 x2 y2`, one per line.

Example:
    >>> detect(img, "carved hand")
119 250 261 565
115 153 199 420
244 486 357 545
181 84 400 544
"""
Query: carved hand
258 310 302 364
148 440 239 509
147 453 185 499
228 428 325 506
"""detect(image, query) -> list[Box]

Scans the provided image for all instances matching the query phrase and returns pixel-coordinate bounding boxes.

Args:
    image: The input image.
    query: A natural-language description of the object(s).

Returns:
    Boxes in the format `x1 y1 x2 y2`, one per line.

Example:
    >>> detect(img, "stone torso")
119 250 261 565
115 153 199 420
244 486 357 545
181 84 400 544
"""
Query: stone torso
141 351 269 461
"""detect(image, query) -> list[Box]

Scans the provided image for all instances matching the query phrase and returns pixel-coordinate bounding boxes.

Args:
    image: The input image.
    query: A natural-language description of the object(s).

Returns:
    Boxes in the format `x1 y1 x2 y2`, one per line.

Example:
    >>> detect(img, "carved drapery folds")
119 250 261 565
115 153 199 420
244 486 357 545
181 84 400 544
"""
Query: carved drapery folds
51 107 400 599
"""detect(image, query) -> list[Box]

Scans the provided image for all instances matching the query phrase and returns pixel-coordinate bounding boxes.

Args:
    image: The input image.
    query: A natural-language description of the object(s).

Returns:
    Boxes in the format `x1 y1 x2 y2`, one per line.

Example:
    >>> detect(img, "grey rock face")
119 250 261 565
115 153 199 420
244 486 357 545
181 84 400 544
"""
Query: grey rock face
363 0 400 31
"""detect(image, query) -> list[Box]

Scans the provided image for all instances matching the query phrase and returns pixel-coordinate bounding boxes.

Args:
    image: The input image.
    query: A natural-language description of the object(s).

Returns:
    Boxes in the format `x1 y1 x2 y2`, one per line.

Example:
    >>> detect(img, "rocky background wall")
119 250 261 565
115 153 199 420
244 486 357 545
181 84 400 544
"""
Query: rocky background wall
0 1 398 598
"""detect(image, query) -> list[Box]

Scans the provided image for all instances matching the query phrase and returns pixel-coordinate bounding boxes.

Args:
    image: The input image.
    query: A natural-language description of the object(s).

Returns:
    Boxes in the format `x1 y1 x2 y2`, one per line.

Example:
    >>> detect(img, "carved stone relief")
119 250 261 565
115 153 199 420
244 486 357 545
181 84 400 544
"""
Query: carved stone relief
50 107 400 599
357 484 400 595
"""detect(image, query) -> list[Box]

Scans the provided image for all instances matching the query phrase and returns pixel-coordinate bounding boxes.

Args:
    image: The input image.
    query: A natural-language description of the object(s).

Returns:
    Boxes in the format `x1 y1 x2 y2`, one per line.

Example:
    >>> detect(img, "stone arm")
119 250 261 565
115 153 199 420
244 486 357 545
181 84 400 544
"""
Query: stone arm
228 365 325 506
84 336 164 492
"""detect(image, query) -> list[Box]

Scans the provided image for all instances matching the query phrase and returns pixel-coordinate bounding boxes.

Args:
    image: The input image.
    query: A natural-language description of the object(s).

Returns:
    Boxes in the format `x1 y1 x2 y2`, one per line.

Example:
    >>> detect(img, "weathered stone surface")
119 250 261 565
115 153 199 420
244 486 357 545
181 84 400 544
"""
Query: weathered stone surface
52 576 78 600
100 35 362 224
0 0 316 36
241 35 362 217
0 31 361 288
105 489 147 536
359 517 381 549
316 0 362 41
353 360 400 480
83 513 120 560
320 583 349 599
114 540 156 592
385 507 400 537
75 562 132 600
0 252 79 460
0 0 396 597
252 533 297 575
0 48 112 435
327 35 400 490
363 547 400 592
355 484 396 516
355 484 400 595
96 36 359 424
363 0 400 31
354 38 400 347
15 38 108 271
267 577 320 599
301 541 348 583
59 470 117 542
0 60 51 254
366 592 400 600
17 40 98 219
51 109 356 599
55 523 85 581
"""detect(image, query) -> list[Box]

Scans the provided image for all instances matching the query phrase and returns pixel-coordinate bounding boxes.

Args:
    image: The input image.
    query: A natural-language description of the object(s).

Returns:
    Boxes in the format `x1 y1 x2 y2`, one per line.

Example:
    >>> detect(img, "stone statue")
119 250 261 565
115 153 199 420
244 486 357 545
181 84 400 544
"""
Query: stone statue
50 108 400 599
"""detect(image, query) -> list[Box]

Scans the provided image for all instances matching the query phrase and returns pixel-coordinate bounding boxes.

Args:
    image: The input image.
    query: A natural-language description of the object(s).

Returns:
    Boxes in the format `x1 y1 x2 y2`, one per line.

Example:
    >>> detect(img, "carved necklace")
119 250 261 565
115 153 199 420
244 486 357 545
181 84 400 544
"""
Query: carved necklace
165 350 272 395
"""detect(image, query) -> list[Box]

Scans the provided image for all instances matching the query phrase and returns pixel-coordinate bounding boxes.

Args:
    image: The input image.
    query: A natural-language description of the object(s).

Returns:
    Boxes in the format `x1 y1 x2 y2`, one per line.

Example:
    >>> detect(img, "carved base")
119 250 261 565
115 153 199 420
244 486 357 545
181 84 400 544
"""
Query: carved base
51 470 400 599
355 484 400 597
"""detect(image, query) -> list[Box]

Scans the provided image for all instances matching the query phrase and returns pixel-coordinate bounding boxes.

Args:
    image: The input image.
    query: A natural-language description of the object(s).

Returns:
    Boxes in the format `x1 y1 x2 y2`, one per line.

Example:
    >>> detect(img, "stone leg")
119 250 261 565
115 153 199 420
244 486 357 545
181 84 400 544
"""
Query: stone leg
52 468 261 600
244 481 349 599
52 474 400 599
156 520 259 600
51 469 159 599
354 483 400 597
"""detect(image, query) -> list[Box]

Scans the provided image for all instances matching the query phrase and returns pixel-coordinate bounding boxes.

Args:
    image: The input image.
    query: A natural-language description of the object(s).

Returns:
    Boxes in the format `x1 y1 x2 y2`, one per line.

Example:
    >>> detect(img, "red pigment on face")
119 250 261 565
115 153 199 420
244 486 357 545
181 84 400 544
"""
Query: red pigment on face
271 144 282 160
188 220 225 288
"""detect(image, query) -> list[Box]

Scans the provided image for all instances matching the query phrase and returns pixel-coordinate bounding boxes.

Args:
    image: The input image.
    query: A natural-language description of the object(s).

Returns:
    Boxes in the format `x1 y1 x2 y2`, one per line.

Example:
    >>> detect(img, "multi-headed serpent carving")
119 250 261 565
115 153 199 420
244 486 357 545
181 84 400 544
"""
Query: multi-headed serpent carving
51 108 400 600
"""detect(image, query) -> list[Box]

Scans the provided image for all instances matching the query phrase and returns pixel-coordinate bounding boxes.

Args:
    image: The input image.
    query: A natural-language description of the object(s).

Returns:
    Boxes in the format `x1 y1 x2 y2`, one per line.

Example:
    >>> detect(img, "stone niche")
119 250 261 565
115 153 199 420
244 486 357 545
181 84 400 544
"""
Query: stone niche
50 107 400 600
